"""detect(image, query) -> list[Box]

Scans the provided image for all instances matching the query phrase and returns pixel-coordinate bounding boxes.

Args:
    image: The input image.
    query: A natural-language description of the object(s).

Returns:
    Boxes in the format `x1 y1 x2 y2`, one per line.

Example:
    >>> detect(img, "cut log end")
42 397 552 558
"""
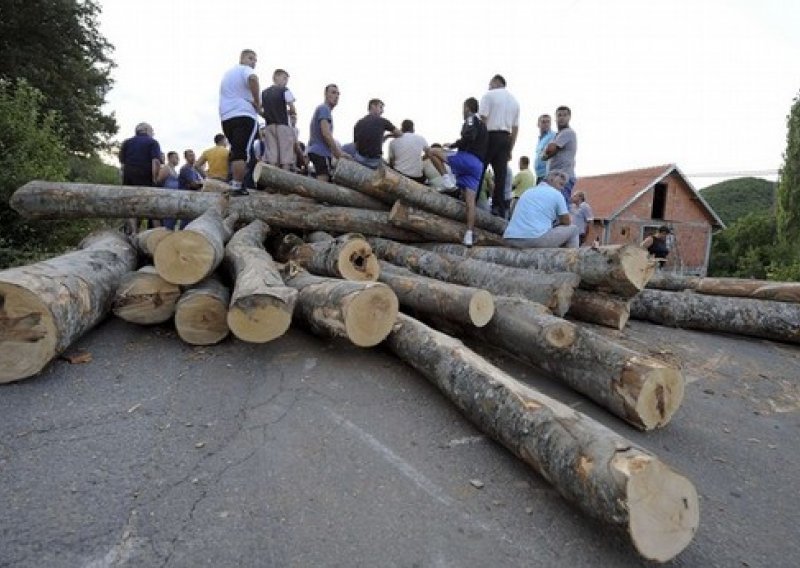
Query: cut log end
543 321 577 348
0 284 57 383
154 232 216 285
113 273 181 325
338 239 380 281
174 292 229 346
468 290 495 327
622 456 699 562
227 297 292 343
634 368 685 430
623 246 657 292
343 286 399 347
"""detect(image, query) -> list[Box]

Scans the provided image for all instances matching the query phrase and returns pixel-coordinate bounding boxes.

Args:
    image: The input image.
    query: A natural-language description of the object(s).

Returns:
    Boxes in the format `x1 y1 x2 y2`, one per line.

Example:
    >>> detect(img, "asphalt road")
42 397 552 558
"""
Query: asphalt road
1 317 799 567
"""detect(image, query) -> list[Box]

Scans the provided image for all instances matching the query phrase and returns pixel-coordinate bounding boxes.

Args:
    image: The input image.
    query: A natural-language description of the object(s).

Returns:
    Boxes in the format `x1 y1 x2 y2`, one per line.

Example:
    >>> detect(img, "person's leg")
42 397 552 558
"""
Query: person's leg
309 153 330 182
277 125 295 170
504 225 579 248
227 117 258 191
464 189 476 236
265 124 279 167
561 177 576 205
490 135 511 219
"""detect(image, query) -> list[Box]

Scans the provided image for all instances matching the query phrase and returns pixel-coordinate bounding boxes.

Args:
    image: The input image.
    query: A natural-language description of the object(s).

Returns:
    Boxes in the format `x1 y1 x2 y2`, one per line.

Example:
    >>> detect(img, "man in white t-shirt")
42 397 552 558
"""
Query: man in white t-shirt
219 49 261 195
388 119 429 183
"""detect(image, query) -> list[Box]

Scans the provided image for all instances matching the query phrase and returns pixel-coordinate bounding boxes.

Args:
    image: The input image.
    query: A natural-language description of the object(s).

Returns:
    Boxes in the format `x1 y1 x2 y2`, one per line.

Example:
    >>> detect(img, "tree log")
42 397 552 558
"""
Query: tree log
0 231 137 383
254 162 388 210
566 290 631 330
630 289 800 344
378 262 495 327
386 314 699 562
306 231 335 243
174 276 230 345
283 234 380 282
331 158 397 204
648 273 800 303
644 272 701 292
420 243 654 298
133 227 172 258
389 201 505 245
112 266 181 325
154 203 238 285
368 238 578 316
283 265 398 347
224 220 297 343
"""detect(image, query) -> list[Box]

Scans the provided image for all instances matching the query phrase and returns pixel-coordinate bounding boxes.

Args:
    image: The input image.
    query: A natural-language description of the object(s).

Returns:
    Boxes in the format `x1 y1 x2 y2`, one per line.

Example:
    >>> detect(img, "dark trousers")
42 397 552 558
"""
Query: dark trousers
482 131 512 218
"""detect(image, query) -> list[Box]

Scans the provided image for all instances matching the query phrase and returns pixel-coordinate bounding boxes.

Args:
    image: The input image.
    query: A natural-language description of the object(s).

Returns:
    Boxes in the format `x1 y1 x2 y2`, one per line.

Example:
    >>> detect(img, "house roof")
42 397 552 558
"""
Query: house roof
574 163 725 228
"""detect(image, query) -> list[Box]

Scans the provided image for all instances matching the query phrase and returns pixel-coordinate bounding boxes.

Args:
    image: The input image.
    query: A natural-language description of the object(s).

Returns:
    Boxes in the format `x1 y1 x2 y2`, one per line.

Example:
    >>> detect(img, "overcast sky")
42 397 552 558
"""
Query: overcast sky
99 0 799 189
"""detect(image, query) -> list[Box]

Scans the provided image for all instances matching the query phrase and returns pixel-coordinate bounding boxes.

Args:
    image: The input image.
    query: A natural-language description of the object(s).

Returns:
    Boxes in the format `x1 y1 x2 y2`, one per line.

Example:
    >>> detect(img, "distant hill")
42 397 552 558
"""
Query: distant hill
699 177 776 225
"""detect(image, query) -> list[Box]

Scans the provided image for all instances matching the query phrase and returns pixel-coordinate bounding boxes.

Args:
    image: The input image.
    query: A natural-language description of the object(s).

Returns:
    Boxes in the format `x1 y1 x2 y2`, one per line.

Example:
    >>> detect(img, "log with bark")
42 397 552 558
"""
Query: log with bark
224 220 298 343
174 276 231 345
389 200 505 245
420 243 654 298
154 203 238 285
278 233 380 282
386 314 699 562
112 266 181 325
630 289 800 344
282 264 398 347
368 238 579 316
0 231 137 383
330 158 397 204
566 290 631 330
647 273 800 303
253 162 388 210
133 227 172 258
377 262 495 327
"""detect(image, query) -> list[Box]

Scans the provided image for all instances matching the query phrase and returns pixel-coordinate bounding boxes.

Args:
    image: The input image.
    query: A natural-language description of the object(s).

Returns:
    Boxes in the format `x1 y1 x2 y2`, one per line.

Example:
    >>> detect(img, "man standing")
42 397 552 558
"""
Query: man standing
353 98 403 169
119 122 161 234
570 191 594 245
542 106 577 203
388 119 429 183
307 84 349 182
195 134 229 181
179 149 205 191
478 74 520 219
218 49 261 196
533 114 556 183
262 69 297 170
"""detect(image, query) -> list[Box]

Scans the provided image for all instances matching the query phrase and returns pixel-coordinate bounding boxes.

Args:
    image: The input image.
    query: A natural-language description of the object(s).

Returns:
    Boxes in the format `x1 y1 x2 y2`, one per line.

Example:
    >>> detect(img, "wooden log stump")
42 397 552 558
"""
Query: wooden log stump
630 289 800 344
283 265 398 347
389 201 505 245
112 266 181 325
174 276 231 345
133 227 172 258
648 273 800 303
282 234 380 282
225 220 297 343
566 290 631 330
386 314 699 562
0 231 137 383
368 238 578 316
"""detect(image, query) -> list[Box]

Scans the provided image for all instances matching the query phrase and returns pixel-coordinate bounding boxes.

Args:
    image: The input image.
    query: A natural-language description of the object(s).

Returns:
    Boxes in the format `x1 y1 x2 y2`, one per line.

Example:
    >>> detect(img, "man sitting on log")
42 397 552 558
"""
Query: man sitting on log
503 169 579 249
352 98 403 169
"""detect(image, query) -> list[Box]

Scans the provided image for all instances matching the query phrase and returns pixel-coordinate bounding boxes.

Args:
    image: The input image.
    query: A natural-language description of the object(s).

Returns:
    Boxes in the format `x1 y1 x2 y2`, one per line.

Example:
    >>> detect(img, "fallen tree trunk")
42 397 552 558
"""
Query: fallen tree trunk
368 238 579 316
386 314 699 562
281 234 380 282
154 203 238 285
378 262 495 327
282 265 398 347
420 243 654 298
0 231 137 383
254 162 388 210
389 201 505 245
225 220 297 343
133 227 171 258
174 276 230 345
330 158 397 204
566 290 631 330
112 266 181 325
630 289 800 344
647 273 800 303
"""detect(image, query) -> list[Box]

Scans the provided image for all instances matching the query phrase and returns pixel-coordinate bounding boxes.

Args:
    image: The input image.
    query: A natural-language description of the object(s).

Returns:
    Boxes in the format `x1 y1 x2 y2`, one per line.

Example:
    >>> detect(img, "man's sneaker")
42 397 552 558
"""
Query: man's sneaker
462 229 474 247
441 173 457 190
229 188 249 196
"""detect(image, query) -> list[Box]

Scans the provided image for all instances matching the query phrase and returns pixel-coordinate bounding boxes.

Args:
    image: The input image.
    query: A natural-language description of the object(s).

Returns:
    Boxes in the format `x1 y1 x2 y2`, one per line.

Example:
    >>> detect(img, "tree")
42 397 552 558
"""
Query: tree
0 0 117 154
777 91 800 248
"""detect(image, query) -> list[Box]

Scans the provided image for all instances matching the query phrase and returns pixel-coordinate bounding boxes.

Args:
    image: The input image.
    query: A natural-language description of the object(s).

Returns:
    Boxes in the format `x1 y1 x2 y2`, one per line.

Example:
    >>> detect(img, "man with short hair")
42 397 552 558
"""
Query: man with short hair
119 122 161 233
533 114 556 183
353 98 403 169
179 149 204 190
388 119 429 183
307 84 349 182
261 69 297 170
195 134 229 181
479 74 520 219
218 49 261 195
503 169 579 249
570 191 594 245
542 106 577 203
511 155 536 214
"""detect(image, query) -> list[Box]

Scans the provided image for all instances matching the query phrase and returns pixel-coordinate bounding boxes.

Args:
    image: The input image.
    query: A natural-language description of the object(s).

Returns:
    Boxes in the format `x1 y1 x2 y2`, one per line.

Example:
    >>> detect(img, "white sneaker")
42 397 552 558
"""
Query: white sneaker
462 229 474 247
441 173 457 190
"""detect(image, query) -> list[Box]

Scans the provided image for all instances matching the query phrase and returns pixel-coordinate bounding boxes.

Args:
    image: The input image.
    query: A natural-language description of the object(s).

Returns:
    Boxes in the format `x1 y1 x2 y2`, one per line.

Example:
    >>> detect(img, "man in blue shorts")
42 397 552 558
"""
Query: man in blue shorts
426 97 487 246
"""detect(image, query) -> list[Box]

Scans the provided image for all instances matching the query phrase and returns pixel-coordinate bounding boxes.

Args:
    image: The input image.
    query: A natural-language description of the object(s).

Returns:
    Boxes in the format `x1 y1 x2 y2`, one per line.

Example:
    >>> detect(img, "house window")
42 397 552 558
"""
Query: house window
651 182 667 219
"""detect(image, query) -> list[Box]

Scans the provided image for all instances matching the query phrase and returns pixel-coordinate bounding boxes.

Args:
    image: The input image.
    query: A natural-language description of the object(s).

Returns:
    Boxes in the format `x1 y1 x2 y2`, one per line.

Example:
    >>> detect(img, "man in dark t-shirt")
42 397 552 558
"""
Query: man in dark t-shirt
352 98 403 169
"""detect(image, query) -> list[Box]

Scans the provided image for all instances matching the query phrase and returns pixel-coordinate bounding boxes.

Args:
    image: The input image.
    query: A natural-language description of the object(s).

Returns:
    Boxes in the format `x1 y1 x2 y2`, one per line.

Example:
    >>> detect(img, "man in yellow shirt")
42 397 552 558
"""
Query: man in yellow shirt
510 155 536 215
195 134 230 181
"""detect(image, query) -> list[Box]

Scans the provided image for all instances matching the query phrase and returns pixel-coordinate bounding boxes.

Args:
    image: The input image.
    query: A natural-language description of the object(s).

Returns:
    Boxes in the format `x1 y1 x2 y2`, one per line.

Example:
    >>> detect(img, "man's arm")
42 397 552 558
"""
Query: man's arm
509 125 519 158
248 73 261 115
151 158 161 183
320 119 348 159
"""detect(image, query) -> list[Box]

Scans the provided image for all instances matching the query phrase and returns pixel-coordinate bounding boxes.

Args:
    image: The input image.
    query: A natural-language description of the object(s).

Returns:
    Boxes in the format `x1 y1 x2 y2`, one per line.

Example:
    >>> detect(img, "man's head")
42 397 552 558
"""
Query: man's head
135 122 153 136
519 156 530 170
556 106 571 129
368 98 385 115
167 151 179 166
324 84 340 108
463 97 478 119
401 120 414 133
538 114 552 134
239 49 257 68
184 149 196 164
489 74 506 89
546 169 569 189
656 225 671 237
214 133 226 146
571 191 585 204
273 69 289 87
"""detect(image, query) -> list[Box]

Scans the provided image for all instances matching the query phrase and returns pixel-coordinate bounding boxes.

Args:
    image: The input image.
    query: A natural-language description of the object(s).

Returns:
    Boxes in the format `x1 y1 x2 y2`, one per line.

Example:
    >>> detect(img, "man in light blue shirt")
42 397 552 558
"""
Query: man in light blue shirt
503 169 579 248
534 114 556 183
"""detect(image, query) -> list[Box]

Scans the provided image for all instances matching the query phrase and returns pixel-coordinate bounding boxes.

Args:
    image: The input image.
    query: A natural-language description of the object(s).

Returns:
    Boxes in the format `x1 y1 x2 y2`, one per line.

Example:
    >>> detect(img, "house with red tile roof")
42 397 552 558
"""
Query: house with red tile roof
575 164 725 275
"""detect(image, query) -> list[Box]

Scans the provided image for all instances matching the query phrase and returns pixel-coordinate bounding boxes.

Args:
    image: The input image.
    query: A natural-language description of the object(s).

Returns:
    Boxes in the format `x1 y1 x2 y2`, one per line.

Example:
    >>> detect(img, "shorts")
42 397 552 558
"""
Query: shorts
447 151 483 192
222 116 258 162
309 152 332 177
265 124 296 167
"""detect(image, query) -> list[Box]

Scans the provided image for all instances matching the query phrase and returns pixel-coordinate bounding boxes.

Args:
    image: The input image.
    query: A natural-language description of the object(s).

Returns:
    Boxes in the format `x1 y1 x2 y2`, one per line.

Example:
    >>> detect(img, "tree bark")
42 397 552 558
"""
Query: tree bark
386 314 699 562
254 162 388 210
377 262 495 327
282 265 398 347
306 231 335 243
133 227 171 258
648 273 800 303
420 243 654 298
174 276 230 345
0 231 137 383
389 201 505 245
154 203 238 285
566 290 631 330
224 220 297 343
630 289 800 344
283 234 380 282
331 158 397 204
112 265 181 325
368 238 579 316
